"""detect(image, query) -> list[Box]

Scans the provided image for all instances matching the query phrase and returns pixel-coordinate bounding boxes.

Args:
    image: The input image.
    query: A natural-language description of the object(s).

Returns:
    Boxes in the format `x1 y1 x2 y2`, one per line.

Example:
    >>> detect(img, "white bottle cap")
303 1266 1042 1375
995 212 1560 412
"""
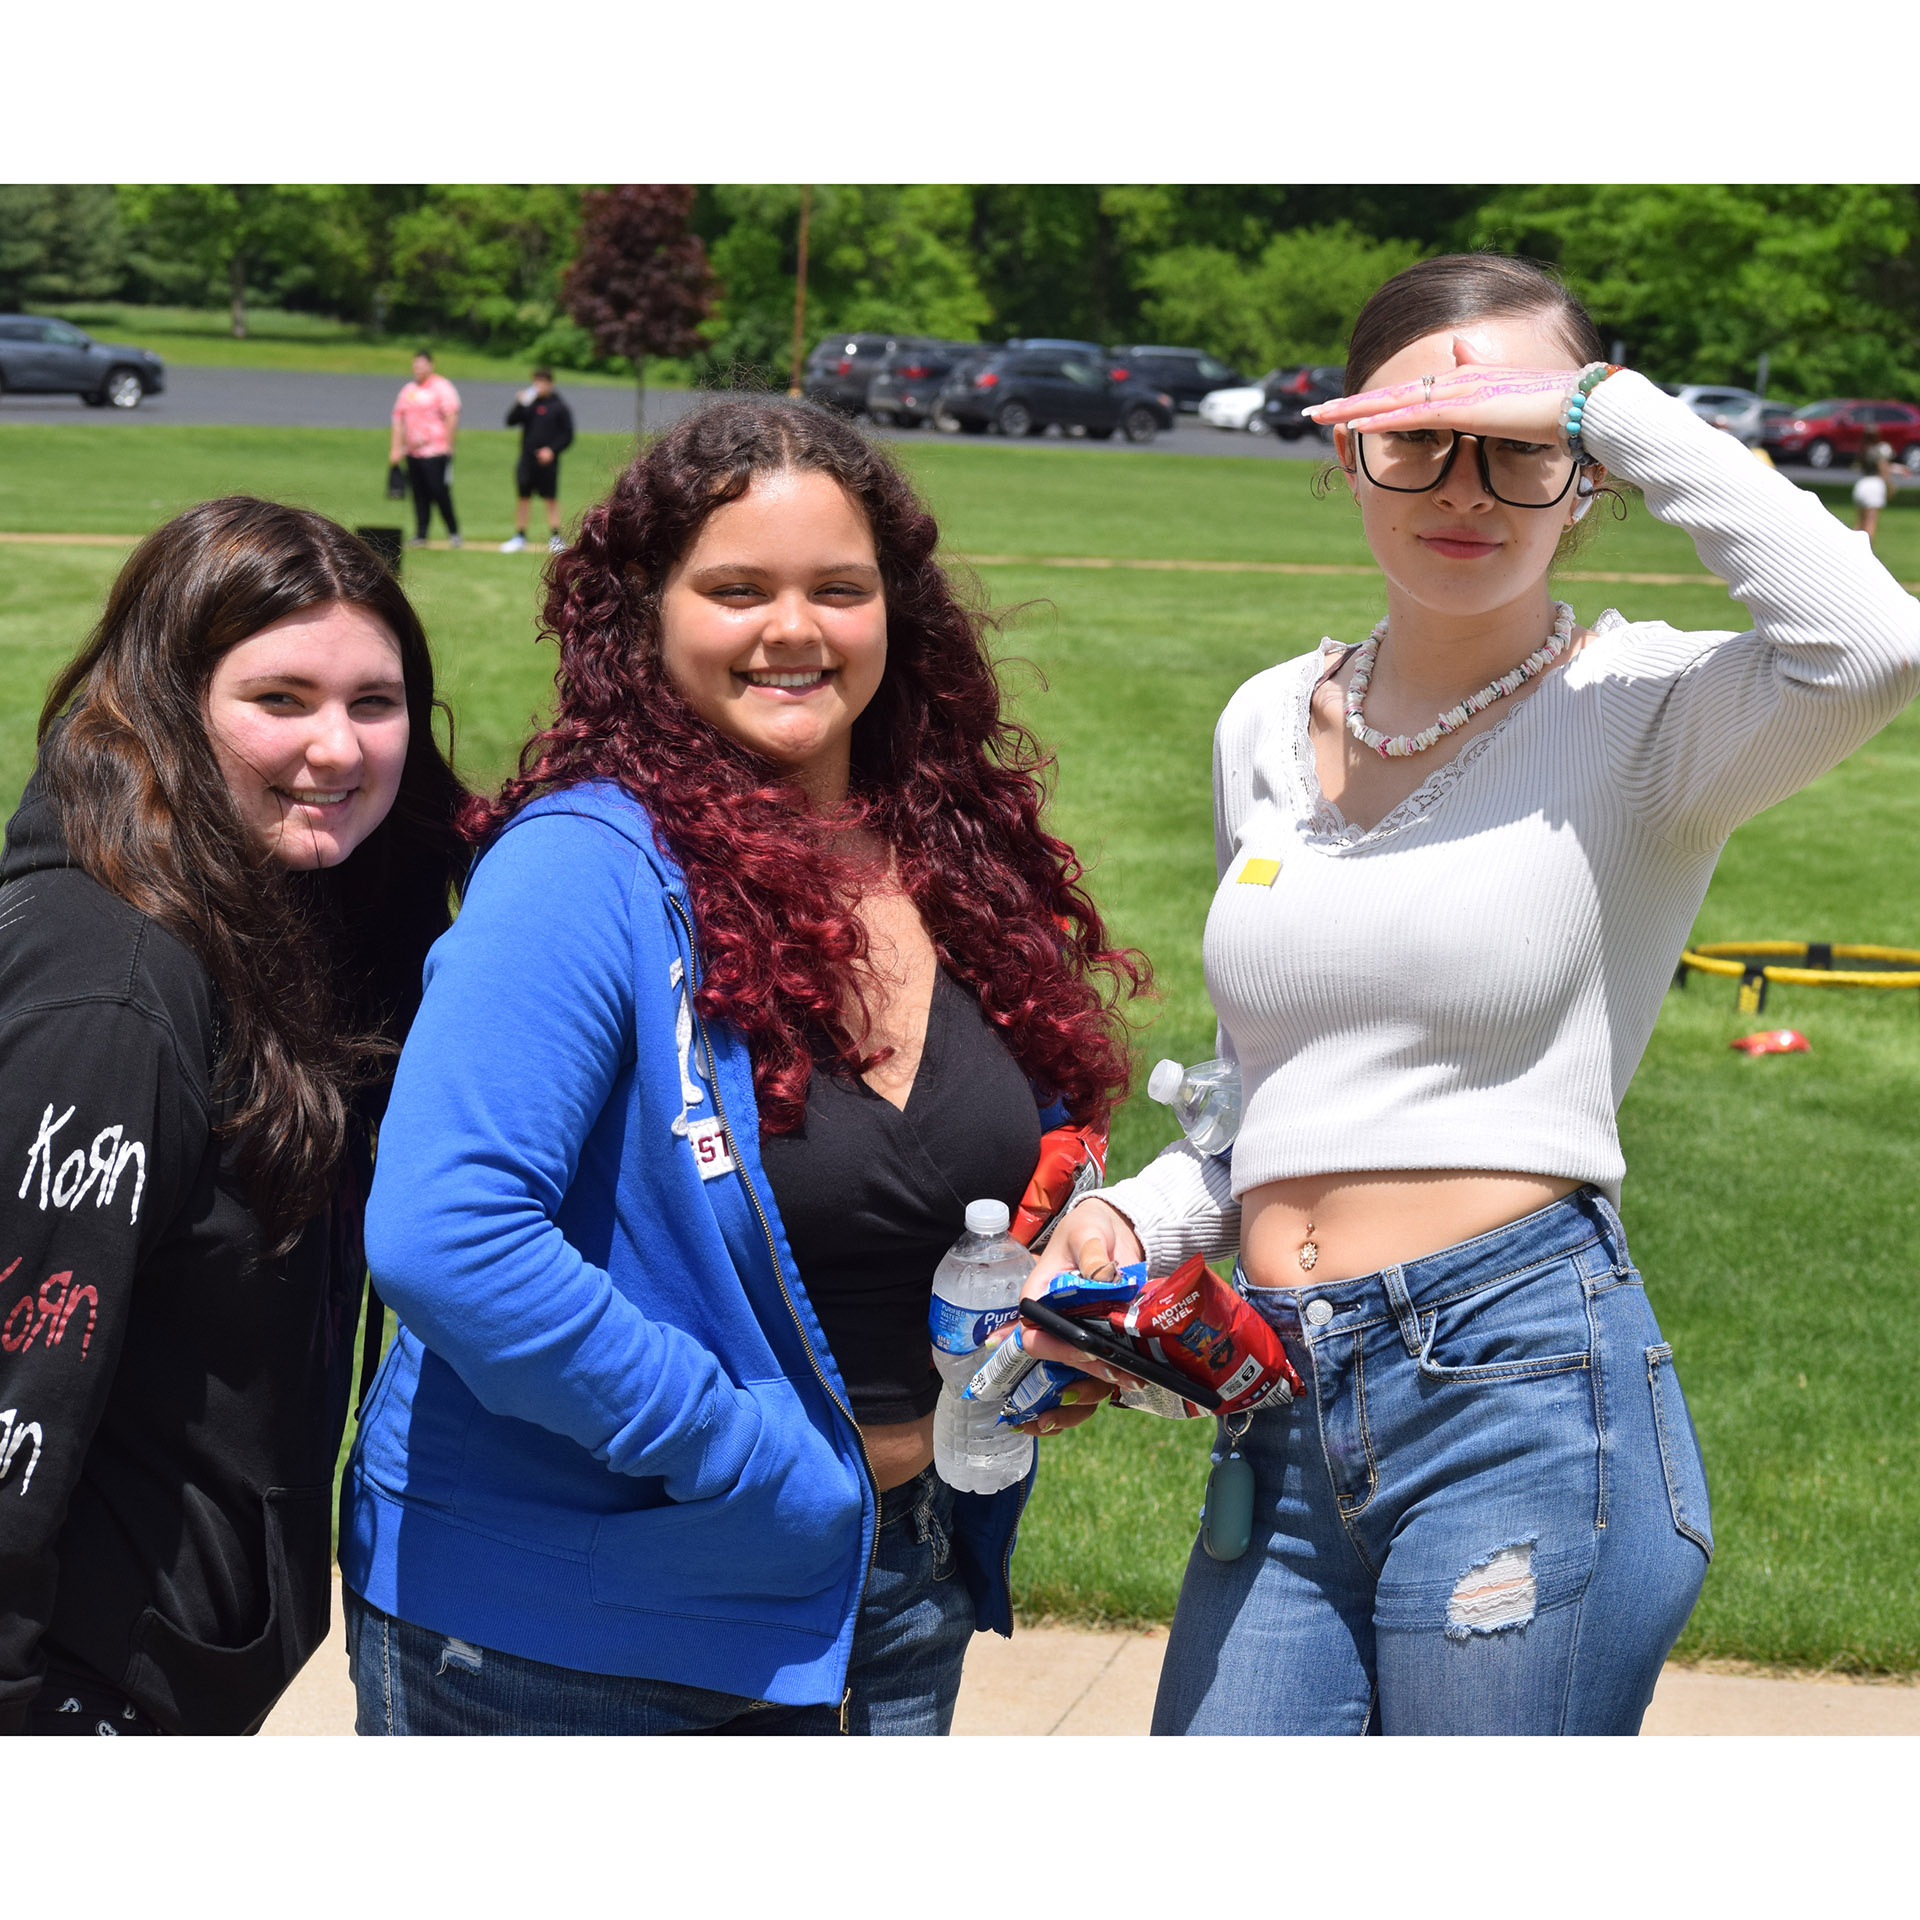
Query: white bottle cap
1148 1059 1184 1106
965 1198 1011 1236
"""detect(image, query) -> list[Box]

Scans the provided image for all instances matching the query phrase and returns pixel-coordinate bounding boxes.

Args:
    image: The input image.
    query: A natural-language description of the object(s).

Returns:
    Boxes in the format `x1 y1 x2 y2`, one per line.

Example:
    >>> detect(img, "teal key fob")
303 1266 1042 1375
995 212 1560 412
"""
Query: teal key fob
1200 1419 1255 1562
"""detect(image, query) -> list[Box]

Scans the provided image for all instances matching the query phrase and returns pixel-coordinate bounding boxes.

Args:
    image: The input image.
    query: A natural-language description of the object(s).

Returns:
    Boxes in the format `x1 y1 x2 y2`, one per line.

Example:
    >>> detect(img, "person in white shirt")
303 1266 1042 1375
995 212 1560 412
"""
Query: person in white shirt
1026 253 1920 1734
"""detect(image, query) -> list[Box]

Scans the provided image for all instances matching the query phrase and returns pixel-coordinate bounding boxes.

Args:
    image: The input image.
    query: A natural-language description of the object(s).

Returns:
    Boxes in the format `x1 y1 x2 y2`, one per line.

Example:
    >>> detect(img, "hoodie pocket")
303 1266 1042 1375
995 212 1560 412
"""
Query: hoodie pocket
588 1380 862 1629
122 1485 332 1735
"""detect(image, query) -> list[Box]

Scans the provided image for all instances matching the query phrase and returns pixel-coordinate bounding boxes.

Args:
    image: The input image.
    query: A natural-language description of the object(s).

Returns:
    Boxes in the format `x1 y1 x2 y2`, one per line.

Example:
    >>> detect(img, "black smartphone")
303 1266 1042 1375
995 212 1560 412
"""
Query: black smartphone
1017 1299 1223 1413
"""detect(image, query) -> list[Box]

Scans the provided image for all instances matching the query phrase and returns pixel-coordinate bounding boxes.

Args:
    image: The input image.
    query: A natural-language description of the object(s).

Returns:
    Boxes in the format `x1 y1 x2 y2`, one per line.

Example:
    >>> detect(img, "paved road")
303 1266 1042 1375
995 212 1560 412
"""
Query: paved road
0 364 1329 461
3 365 1873 481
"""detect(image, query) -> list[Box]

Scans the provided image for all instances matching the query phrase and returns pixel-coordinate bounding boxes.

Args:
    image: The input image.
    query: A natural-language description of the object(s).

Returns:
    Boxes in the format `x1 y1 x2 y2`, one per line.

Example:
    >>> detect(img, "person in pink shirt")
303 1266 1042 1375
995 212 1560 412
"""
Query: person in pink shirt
389 351 463 548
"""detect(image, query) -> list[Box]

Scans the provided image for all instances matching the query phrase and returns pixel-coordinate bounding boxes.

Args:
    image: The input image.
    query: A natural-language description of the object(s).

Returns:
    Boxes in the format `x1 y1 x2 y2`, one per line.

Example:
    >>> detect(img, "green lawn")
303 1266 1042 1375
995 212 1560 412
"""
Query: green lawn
47 303 659 387
4 429 1917 1671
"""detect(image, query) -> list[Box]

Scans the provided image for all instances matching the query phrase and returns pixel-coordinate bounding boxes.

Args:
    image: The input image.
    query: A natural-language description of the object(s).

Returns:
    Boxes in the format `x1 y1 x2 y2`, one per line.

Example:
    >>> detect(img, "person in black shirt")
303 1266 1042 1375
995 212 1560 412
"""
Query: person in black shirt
501 368 575 553
0 497 467 1734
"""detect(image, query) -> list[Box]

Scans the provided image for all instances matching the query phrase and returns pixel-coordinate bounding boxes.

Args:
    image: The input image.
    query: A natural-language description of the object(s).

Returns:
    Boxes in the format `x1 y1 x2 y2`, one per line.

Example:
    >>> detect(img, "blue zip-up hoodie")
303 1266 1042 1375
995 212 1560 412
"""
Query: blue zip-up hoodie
342 785 1035 1706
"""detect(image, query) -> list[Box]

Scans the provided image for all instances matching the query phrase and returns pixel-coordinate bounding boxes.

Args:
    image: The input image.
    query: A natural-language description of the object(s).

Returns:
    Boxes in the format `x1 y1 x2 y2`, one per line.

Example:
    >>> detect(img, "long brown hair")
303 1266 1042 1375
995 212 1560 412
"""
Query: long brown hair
37 496 469 1249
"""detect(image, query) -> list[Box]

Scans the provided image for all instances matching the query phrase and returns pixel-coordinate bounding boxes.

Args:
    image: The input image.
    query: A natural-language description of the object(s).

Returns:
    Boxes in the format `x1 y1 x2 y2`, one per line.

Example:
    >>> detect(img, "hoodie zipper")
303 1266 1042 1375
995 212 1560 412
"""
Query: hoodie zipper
665 896 882 1640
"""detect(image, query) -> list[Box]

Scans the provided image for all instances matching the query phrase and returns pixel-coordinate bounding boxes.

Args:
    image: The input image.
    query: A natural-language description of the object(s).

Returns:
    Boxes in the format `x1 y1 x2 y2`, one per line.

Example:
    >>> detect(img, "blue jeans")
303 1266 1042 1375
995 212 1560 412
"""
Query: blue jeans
344 1465 975 1735
1153 1189 1712 1735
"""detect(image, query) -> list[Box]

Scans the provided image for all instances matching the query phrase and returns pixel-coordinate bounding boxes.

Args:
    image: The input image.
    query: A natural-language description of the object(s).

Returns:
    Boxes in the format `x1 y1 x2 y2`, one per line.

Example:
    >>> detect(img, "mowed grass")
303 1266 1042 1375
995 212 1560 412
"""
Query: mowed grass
3 429 1917 1668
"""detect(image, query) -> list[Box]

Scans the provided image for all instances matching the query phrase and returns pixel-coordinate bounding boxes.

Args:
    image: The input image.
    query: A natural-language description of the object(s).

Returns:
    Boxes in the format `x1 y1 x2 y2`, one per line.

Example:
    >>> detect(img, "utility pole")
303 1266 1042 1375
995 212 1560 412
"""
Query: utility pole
788 185 812 397
1755 351 1771 398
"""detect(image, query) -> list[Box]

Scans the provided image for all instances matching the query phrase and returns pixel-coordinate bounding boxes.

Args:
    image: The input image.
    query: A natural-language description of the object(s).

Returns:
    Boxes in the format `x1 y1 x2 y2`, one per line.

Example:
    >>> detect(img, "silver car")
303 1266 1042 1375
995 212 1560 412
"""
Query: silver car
1659 383 1768 445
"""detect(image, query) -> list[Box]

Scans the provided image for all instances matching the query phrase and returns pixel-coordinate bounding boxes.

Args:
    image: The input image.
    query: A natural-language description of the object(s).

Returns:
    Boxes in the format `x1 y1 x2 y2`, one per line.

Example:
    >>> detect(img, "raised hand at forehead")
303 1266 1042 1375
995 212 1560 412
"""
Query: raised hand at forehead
1310 334 1578 442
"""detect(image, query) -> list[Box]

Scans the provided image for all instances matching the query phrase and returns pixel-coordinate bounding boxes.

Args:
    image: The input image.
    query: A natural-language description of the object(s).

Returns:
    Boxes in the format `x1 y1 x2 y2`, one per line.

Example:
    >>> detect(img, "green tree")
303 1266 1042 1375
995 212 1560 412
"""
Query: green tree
699 184 990 383
1473 184 1920 397
0 186 126 309
963 186 1484 345
386 186 584 352
1134 224 1425 372
116 185 337 336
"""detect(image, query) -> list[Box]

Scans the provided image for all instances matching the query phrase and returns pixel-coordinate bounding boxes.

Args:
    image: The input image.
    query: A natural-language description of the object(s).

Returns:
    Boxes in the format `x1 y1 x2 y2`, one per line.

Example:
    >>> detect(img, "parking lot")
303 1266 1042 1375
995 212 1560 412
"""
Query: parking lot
0 363 1329 461
3 363 1880 488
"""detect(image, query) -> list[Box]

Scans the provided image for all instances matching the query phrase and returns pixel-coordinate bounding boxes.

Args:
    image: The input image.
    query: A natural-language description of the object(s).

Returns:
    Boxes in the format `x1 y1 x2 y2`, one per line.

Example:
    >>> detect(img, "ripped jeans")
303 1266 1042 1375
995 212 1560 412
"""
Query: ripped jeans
1152 1189 1711 1735
343 1466 975 1735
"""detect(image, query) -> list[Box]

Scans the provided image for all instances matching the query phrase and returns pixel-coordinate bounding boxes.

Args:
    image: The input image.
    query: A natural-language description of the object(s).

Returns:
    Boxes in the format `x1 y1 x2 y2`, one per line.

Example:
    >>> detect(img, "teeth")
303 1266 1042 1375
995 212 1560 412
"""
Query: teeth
284 791 349 804
745 670 827 688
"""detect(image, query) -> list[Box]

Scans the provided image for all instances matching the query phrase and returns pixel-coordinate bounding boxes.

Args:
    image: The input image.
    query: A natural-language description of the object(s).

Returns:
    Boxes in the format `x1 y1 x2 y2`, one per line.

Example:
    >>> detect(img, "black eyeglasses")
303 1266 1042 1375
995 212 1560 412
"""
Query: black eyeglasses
1353 429 1585 509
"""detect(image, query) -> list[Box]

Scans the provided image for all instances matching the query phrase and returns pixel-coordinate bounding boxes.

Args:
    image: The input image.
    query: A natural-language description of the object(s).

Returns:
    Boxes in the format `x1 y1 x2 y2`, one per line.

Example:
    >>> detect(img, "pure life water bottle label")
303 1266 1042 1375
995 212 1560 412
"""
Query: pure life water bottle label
929 1298 1019 1355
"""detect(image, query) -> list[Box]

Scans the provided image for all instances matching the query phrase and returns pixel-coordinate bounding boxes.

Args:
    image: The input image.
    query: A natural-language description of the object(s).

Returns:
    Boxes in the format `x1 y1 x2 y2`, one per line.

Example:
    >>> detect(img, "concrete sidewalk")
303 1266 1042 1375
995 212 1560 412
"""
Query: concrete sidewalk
263 1578 1920 1736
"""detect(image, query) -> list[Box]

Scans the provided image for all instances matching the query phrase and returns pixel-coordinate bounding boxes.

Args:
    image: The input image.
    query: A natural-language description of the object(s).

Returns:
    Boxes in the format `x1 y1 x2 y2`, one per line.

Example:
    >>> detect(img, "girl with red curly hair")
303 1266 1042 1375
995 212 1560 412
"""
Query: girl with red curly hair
340 397 1143 1735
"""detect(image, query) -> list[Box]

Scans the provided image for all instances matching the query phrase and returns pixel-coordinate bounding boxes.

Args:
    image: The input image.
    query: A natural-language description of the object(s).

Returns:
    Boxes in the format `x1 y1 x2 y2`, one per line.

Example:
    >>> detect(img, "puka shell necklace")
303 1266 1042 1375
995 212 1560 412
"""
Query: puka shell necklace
1345 601 1575 759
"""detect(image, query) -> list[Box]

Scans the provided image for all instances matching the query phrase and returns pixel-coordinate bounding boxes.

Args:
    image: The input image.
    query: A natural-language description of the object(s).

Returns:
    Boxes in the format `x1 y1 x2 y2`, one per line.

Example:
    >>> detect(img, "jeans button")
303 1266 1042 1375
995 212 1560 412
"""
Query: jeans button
1304 1298 1334 1326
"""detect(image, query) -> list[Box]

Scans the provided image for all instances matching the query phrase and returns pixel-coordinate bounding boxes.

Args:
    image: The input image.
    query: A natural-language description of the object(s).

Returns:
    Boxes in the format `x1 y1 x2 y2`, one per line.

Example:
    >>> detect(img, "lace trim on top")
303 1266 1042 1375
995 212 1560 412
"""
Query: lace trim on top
1286 621 1621 851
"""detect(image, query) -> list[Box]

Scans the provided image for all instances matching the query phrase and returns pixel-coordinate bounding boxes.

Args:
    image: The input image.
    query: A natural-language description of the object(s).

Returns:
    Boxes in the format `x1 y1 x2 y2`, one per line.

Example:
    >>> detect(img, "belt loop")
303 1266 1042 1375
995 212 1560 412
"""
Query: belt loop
1381 1265 1422 1357
1581 1186 1629 1263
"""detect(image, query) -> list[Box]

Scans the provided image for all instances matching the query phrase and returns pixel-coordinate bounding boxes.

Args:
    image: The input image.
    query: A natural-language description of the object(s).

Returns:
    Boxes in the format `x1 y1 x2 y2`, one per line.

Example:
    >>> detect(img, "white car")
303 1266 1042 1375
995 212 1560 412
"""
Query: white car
1199 374 1278 433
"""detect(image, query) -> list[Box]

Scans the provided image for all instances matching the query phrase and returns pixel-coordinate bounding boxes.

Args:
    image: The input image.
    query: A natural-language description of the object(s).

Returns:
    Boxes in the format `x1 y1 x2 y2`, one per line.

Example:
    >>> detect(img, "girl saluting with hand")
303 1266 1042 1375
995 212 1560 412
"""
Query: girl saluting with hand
1029 254 1920 1736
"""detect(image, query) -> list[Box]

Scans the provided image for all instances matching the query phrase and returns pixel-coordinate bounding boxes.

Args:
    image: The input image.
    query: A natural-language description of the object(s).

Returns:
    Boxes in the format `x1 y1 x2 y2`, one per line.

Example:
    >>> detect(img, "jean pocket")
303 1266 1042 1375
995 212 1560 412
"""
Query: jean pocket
1407 1255 1593 1383
1646 1343 1713 1558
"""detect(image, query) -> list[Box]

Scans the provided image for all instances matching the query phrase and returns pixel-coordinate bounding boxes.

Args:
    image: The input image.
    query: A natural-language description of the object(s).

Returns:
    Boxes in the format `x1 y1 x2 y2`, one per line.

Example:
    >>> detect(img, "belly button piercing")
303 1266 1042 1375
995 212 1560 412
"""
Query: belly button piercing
1298 1223 1319 1272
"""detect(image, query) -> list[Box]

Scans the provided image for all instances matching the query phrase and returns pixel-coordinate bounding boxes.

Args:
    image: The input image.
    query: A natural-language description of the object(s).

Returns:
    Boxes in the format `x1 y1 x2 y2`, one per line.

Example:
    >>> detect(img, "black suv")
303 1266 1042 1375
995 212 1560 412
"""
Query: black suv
1108 345 1244 412
865 343 981 429
935 348 1175 442
0 315 166 408
1259 364 1345 440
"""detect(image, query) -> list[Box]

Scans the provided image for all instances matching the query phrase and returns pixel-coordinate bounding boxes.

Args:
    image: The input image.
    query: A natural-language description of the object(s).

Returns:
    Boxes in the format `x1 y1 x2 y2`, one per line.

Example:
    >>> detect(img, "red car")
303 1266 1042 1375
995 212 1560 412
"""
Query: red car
1760 398 1920 472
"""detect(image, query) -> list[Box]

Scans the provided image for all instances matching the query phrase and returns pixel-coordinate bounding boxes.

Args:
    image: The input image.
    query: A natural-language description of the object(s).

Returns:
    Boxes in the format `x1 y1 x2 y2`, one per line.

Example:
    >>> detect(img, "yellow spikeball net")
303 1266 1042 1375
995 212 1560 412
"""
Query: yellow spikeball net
1676 941 1920 1014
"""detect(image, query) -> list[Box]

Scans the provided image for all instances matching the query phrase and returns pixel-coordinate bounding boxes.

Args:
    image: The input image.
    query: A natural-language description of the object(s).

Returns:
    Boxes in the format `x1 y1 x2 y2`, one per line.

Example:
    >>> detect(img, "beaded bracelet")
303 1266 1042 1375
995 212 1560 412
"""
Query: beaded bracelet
1558 361 1621 461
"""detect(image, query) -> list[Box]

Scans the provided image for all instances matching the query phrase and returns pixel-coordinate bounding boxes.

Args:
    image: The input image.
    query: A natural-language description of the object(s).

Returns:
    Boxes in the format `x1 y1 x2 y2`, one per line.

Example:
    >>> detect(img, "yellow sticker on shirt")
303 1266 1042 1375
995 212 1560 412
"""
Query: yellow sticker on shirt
1238 857 1281 887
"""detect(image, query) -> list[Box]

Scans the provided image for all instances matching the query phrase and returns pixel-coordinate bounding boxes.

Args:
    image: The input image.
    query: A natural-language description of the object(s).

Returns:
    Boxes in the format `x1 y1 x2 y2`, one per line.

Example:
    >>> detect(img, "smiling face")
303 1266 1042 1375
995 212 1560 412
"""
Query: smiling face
656 468 888 805
1341 311 1587 622
204 601 411 869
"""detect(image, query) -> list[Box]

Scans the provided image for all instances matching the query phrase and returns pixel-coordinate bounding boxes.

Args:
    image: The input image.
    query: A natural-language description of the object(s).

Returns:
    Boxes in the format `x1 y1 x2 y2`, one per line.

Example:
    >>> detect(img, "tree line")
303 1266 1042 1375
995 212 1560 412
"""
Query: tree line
4 183 1919 401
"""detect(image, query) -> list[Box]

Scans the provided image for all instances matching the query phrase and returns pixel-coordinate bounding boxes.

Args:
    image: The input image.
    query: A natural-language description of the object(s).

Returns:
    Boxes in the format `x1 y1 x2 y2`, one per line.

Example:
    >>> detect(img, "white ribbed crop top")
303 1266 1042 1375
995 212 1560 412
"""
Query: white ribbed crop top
1096 371 1920 1272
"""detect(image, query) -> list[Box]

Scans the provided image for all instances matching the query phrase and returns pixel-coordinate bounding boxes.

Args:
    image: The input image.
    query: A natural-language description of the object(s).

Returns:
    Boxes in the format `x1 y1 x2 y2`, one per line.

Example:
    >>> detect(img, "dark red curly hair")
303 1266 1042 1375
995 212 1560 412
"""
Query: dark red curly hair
470 396 1146 1133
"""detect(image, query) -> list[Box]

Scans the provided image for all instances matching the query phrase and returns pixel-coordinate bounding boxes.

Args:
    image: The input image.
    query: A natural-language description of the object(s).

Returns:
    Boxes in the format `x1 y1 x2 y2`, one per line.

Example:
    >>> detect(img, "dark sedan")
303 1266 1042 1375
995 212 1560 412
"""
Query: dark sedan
1259 363 1345 440
1108 345 1245 412
0 315 165 408
935 348 1175 443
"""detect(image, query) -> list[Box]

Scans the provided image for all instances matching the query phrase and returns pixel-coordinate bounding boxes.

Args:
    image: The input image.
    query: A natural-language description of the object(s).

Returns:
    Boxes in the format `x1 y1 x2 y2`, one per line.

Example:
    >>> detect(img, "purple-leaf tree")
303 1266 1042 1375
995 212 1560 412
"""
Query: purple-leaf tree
562 185 714 438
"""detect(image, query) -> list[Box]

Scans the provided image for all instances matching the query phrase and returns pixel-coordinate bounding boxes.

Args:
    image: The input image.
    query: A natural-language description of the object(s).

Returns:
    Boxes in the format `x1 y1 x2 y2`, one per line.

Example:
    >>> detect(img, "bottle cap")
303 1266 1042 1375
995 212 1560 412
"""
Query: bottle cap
965 1198 1011 1236
1148 1059 1184 1106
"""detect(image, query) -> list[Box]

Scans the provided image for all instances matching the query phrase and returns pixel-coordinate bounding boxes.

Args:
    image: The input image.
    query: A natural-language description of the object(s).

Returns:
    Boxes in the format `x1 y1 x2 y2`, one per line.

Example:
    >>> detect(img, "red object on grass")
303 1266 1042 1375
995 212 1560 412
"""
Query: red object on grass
1729 1029 1810 1055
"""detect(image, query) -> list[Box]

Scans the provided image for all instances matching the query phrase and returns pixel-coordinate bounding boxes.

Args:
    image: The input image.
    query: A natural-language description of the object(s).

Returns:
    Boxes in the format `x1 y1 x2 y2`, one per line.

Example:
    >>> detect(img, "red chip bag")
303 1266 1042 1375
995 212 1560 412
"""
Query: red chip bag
1009 1122 1109 1250
1116 1254 1304 1413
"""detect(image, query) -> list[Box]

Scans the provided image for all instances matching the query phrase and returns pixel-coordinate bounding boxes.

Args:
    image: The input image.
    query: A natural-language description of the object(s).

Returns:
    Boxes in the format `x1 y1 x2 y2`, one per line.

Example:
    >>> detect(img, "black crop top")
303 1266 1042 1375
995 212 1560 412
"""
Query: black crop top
759 968 1042 1426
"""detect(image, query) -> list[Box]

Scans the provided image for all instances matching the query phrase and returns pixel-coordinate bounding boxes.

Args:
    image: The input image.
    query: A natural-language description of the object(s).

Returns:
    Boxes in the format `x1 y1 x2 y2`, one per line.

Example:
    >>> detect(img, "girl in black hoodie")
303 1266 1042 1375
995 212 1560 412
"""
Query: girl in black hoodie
0 498 466 1735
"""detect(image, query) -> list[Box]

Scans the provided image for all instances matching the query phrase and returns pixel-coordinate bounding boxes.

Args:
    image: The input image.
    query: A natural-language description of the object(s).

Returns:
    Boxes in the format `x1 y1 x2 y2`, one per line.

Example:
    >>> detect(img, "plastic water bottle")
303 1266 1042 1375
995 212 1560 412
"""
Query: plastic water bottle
1148 1056 1242 1156
930 1199 1036 1494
